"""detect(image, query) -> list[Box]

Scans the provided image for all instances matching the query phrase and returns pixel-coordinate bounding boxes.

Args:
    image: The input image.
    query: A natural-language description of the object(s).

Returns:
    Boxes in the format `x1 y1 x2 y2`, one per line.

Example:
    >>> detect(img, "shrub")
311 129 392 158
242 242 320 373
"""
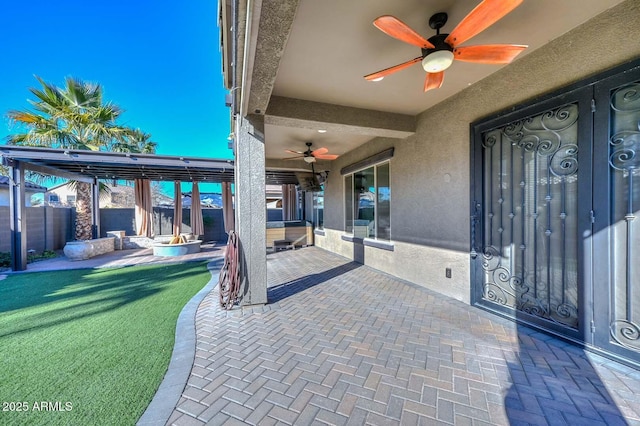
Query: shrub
0 250 58 267
0 252 11 267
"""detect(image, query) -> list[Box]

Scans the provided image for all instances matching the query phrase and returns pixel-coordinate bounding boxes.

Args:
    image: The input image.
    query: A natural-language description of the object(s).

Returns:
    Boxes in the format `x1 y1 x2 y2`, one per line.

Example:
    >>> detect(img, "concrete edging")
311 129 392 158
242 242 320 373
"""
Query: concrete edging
136 258 222 426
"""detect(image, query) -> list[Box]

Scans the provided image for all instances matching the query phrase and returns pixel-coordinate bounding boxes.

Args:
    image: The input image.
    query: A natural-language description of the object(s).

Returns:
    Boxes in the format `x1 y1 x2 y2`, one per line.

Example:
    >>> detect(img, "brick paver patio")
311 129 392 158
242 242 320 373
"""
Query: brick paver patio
19 243 223 273
161 247 640 425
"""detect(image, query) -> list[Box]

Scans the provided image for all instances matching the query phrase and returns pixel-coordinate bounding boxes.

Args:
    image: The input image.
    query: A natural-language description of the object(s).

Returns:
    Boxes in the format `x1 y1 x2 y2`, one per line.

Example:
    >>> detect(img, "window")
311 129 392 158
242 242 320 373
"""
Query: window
344 161 390 240
313 191 324 230
66 195 76 205
49 194 59 203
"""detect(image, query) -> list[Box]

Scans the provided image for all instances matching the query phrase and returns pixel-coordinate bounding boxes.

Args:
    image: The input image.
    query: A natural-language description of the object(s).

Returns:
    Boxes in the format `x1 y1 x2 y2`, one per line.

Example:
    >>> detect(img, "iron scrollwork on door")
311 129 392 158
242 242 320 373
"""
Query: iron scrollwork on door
480 104 580 329
608 82 640 351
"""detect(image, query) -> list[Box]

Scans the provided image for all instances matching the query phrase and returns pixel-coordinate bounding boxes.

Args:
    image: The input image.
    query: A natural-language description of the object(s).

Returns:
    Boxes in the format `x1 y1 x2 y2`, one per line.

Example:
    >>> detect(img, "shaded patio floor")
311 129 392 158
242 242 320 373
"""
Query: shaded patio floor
161 246 640 425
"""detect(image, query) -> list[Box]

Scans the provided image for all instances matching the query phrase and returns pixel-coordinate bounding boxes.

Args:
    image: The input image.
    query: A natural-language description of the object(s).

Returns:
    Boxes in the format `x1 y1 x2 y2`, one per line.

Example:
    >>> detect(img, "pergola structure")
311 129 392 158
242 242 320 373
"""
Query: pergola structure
0 145 299 271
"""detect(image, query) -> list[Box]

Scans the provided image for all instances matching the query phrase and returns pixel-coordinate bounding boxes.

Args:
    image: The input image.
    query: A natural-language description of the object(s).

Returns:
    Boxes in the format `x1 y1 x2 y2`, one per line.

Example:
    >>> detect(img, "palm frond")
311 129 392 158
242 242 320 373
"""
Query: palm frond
7 110 42 124
6 75 154 155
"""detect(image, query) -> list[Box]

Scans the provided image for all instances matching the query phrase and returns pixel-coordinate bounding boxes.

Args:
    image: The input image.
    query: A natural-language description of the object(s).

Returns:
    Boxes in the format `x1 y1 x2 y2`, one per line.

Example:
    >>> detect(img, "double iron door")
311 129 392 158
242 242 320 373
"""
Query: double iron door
471 66 640 366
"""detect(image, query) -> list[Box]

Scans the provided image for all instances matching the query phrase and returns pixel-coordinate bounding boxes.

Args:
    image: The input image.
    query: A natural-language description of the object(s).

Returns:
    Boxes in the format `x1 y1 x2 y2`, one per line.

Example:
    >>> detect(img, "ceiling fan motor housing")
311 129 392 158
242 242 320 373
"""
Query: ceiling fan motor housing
422 33 453 57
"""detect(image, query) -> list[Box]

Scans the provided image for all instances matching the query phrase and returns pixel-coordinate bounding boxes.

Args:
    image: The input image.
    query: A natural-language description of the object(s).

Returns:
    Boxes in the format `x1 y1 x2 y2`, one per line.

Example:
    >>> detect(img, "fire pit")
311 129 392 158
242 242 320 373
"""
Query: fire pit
152 235 202 256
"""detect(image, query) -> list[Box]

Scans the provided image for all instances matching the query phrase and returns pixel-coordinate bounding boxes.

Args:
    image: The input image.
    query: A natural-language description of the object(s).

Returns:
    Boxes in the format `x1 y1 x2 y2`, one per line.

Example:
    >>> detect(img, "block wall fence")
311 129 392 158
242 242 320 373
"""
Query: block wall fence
0 207 244 254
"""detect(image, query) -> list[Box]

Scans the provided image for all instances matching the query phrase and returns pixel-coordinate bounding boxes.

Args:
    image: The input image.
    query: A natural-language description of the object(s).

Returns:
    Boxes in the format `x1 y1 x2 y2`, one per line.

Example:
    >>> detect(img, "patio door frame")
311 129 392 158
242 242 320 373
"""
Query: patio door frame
592 66 640 364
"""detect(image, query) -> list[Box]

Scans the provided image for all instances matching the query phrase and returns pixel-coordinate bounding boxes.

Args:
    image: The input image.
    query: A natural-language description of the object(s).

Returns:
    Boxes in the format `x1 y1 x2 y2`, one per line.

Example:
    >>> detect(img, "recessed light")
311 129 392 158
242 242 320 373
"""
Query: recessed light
317 129 327 133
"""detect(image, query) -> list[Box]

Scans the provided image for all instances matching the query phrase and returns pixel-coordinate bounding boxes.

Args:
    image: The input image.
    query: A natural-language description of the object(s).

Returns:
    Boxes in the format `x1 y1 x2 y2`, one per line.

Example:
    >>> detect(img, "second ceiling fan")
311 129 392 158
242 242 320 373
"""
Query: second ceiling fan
284 142 339 163
364 0 527 92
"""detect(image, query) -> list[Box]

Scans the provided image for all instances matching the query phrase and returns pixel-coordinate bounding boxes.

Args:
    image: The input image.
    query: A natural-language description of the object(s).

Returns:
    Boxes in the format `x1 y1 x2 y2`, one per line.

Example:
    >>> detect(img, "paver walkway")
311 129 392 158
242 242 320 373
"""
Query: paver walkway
165 247 640 425
15 243 223 272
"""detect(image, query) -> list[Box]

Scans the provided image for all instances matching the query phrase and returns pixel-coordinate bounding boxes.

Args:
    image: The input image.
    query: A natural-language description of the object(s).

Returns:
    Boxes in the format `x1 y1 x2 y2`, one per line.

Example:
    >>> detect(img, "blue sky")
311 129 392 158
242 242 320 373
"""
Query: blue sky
0 0 233 171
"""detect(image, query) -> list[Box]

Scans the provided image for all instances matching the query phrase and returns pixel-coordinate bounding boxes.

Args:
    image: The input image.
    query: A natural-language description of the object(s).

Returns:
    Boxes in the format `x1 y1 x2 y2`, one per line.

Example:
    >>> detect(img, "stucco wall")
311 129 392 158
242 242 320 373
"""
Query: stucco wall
317 0 640 303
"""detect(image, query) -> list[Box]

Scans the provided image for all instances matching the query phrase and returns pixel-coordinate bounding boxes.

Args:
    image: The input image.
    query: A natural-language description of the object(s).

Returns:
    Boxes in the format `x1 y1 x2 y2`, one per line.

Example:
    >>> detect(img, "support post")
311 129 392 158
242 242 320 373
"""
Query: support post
91 178 101 239
235 115 267 305
9 160 27 271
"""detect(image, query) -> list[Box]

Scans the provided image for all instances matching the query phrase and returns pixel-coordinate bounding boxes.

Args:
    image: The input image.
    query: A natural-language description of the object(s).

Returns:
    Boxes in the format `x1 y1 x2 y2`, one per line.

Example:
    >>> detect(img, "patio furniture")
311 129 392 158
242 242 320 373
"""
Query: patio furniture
266 220 313 250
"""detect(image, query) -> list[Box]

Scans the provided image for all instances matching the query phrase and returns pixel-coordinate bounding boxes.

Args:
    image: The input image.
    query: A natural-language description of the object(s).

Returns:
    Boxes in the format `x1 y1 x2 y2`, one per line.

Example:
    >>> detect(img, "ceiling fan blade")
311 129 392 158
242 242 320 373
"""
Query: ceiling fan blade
285 149 304 154
454 44 527 64
373 16 435 49
445 0 523 47
364 56 422 81
282 155 304 160
315 154 339 160
424 71 444 92
311 147 328 156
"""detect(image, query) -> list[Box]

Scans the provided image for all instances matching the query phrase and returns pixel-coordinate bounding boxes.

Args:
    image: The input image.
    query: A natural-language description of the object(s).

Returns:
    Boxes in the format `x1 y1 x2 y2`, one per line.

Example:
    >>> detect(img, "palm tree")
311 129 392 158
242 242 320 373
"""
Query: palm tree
6 76 156 240
110 128 156 154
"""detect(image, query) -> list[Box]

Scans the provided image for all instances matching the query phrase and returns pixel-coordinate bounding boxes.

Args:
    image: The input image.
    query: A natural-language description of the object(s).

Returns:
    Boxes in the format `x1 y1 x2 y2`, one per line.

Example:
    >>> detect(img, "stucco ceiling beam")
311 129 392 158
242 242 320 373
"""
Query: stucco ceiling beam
242 0 300 116
265 96 416 139
265 158 331 171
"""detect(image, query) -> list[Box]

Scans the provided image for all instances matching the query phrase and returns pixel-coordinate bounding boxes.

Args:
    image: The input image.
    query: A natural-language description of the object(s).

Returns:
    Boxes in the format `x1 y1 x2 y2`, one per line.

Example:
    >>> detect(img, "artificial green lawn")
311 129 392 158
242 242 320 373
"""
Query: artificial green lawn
0 262 211 426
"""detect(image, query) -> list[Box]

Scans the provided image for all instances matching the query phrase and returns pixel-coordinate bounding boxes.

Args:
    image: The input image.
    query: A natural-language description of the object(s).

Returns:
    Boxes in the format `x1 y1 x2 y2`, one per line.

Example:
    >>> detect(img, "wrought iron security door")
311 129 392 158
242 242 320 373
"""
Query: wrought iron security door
593 74 640 361
472 65 640 366
474 101 587 337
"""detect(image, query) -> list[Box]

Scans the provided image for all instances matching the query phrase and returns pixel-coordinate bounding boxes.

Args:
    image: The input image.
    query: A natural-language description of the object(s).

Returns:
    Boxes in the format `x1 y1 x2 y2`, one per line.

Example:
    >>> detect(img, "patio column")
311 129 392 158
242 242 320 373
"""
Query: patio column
9 160 27 271
235 115 267 306
91 178 100 239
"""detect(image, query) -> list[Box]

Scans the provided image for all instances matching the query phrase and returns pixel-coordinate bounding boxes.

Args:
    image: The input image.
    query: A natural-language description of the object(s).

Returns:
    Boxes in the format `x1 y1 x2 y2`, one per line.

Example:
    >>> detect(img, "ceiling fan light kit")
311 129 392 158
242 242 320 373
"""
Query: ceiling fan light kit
422 50 454 73
365 0 527 92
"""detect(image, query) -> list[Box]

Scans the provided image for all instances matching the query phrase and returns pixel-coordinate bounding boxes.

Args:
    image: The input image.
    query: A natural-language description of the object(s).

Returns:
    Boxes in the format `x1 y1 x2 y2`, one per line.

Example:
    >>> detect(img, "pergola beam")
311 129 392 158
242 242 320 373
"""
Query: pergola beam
23 161 95 184
0 146 237 183
0 146 300 185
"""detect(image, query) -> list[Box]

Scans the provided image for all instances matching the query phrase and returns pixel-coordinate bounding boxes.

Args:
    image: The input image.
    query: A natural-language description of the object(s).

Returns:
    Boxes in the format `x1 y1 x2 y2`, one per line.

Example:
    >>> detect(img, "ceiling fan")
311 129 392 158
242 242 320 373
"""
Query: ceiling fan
284 142 339 163
364 0 527 92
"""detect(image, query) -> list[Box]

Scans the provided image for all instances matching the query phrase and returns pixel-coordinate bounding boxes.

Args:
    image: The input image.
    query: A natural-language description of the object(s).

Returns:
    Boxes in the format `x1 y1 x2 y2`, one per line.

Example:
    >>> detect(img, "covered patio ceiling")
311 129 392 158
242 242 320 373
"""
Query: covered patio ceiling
0 146 299 185
220 0 627 163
